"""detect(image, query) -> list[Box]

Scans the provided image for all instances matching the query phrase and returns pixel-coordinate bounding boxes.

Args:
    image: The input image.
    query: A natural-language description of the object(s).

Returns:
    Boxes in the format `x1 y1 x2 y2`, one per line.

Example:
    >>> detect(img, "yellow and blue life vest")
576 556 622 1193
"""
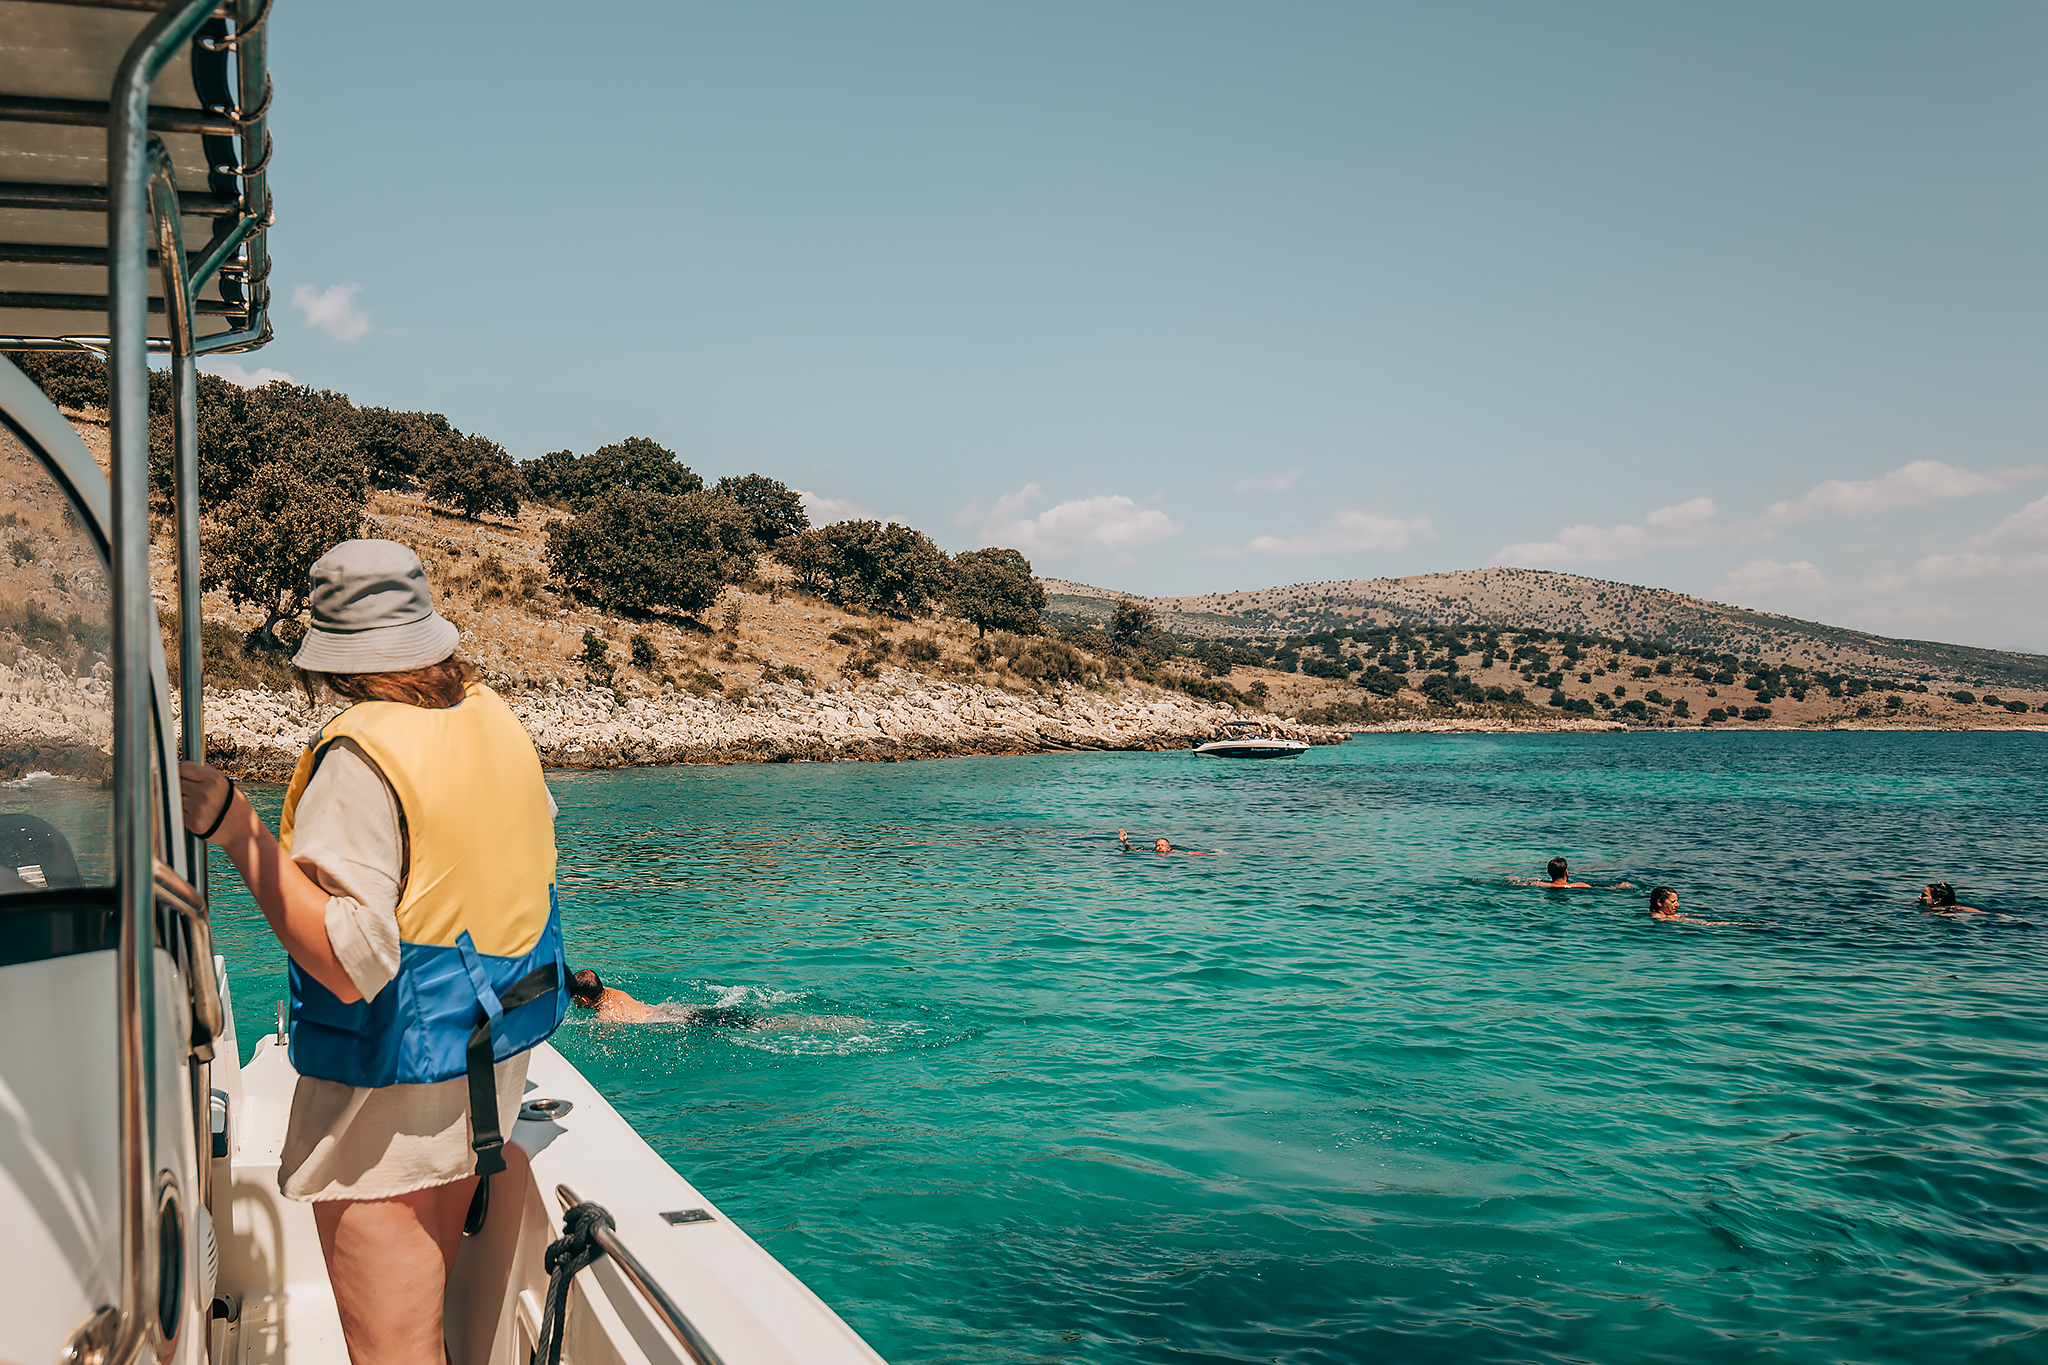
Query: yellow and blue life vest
279 682 564 1174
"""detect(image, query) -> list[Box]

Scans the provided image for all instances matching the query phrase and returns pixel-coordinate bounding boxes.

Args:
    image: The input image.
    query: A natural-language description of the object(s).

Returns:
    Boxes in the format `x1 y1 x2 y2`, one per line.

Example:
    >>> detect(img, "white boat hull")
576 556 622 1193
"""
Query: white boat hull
220 1018 887 1364
1192 739 1310 758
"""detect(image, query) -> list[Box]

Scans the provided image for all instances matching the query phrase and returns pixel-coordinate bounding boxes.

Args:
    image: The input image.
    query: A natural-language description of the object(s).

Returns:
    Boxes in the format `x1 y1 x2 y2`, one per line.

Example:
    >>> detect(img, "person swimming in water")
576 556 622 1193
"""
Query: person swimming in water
568 969 762 1028
1648 887 1753 926
1916 882 1982 914
1118 829 1216 856
1519 857 1631 889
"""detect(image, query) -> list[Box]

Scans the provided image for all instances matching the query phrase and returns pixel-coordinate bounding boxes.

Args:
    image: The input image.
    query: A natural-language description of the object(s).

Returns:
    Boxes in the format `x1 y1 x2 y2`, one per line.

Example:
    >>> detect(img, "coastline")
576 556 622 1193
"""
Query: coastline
196 671 1352 780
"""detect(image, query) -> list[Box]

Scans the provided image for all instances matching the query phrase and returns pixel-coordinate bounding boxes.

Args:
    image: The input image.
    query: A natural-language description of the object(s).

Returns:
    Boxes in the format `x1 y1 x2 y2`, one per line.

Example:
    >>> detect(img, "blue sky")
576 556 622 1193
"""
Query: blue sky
212 1 2048 652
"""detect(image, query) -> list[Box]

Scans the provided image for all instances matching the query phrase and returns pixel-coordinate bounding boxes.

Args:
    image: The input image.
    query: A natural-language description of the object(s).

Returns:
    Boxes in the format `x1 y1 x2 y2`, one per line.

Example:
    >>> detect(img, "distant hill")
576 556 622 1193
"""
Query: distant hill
1041 568 2048 691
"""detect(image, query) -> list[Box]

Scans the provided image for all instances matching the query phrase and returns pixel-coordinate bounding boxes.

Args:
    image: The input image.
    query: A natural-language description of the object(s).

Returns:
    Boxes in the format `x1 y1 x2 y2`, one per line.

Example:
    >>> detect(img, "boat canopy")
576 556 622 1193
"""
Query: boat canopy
0 0 272 352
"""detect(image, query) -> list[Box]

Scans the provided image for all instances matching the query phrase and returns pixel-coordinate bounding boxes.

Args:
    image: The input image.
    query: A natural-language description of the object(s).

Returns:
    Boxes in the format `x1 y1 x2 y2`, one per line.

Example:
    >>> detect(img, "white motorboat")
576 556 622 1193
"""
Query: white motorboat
1193 722 1310 759
0 6 885 1362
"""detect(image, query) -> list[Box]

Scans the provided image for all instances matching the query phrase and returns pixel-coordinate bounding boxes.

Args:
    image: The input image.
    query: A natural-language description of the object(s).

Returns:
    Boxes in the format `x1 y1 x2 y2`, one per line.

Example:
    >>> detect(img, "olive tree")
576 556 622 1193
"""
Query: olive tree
949 547 1045 637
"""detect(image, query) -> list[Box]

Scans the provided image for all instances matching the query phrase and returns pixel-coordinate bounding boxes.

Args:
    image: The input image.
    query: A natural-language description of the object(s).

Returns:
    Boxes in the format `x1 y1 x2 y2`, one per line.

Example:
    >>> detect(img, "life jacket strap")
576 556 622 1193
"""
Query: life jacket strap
463 957 560 1176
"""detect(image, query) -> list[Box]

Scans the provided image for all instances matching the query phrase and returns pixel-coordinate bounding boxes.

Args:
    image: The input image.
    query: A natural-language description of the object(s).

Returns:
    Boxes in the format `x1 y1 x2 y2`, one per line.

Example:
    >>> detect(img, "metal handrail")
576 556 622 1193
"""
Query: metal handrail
106 6 234 1364
554 1185 727 1365
152 861 224 1054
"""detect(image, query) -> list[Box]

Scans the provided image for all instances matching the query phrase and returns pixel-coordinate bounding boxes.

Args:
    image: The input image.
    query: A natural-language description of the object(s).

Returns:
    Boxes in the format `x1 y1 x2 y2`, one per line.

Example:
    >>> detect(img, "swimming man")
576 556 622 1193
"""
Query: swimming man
568 969 762 1028
1917 883 1982 914
1532 857 1590 887
1118 829 1217 855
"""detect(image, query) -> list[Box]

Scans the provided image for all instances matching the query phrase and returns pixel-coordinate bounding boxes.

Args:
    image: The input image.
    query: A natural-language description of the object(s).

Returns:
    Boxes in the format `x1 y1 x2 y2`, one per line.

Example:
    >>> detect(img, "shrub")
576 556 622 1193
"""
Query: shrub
1981 694 2002 707
901 636 940 662
524 437 702 511
1707 707 1727 722
713 473 809 545
2006 700 2031 714
1631 666 1652 679
1671 698 1690 718
803 520 954 617
1301 655 1350 681
1111 601 1158 646
1655 660 1673 676
419 433 523 520
1559 697 1596 717
545 487 752 616
1742 705 1773 721
629 633 661 669
1621 699 1648 718
1359 667 1406 697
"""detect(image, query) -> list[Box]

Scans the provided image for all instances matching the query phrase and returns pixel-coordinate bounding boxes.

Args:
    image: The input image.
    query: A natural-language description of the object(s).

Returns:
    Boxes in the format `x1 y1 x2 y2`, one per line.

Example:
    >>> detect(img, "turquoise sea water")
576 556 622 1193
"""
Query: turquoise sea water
213 733 2048 1363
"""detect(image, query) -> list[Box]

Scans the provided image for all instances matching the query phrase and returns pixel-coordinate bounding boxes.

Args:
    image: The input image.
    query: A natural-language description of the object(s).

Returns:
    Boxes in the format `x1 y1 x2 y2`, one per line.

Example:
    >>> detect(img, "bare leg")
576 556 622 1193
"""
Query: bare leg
313 1174 482 1365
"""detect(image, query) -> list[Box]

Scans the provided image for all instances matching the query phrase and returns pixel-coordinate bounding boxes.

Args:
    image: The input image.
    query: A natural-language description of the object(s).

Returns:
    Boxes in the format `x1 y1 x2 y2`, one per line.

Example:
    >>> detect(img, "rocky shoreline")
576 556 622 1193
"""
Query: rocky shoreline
196 672 1353 780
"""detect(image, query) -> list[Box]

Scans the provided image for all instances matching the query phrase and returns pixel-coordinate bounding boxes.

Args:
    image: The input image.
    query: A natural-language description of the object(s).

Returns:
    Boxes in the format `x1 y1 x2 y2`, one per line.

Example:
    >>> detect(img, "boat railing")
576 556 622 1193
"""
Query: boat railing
553 1184 728 1365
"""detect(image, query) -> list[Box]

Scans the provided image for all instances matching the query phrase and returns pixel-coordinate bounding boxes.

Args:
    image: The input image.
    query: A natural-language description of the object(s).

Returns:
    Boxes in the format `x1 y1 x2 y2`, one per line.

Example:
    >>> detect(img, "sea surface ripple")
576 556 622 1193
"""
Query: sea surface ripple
216 732 2048 1363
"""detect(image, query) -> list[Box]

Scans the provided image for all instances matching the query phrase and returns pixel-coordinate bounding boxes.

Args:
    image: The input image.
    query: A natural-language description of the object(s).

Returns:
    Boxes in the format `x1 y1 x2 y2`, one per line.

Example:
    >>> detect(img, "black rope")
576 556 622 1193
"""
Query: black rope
531 1201 614 1365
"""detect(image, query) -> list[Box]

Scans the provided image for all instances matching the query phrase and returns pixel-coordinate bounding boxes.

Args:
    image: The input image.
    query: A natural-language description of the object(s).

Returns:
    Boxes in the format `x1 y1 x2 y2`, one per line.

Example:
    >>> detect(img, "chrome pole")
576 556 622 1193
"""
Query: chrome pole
107 8 229 1362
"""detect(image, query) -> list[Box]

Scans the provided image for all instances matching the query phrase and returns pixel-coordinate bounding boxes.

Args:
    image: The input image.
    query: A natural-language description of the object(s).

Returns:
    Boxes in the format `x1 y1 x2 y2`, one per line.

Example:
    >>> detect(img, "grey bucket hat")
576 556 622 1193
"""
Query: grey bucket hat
291 539 459 674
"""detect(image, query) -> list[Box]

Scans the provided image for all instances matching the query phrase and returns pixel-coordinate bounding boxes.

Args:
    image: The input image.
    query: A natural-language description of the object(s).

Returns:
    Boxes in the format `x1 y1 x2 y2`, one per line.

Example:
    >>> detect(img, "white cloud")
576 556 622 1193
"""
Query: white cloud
1764 460 2044 523
1493 496 1721 567
978 485 1180 560
1912 550 2048 584
797 490 871 525
1232 468 1300 494
1973 491 2048 548
1243 508 1437 556
291 282 369 342
1715 559 1830 599
198 360 293 388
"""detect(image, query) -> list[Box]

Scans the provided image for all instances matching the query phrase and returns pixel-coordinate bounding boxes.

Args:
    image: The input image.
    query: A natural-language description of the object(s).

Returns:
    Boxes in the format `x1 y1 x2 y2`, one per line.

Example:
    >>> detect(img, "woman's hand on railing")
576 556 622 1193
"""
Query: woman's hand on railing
179 760 239 841
177 760 363 1004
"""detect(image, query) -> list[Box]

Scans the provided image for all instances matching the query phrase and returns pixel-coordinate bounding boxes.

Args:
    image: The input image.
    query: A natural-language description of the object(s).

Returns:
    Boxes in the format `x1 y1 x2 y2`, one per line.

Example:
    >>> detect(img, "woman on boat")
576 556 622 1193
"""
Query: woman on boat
179 539 565 1364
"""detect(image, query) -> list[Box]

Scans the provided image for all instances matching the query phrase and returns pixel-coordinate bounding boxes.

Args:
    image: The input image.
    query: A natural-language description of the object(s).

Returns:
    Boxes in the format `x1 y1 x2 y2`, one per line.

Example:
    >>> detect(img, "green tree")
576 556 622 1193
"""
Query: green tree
201 450 368 650
6 349 109 411
772 528 837 593
524 437 702 511
949 547 1045 637
353 406 457 481
545 487 751 616
419 432 524 520
811 520 954 617
1111 601 1158 646
714 473 810 546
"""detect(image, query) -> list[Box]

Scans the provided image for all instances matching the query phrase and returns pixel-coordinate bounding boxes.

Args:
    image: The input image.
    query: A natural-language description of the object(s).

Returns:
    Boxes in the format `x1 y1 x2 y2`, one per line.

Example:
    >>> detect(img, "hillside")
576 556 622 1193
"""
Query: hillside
1048 568 2048 693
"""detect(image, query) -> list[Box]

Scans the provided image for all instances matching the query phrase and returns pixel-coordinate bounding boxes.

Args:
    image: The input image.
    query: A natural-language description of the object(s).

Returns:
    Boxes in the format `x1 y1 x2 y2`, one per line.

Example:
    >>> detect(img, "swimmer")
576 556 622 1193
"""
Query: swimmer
1118 829 1217 855
1647 887 1753 926
1917 882 1982 915
1517 857 1632 889
567 968 663 1022
567 968 859 1031
1522 857 1590 888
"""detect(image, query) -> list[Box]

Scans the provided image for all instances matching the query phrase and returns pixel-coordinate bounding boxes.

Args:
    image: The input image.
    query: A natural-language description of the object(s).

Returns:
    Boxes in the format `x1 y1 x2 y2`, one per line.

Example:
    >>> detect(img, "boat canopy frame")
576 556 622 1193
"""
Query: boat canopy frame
1 3 272 1361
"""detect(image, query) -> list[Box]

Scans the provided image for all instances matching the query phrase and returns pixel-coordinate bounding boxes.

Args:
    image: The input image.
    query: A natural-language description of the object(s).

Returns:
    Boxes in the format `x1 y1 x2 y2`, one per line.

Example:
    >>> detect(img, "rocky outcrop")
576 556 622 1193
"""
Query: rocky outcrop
194 670 1352 779
0 649 111 780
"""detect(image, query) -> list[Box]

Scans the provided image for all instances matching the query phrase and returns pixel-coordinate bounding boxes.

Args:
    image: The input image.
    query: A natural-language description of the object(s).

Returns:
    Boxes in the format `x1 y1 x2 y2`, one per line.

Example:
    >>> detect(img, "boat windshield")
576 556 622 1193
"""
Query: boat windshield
0 418 111 895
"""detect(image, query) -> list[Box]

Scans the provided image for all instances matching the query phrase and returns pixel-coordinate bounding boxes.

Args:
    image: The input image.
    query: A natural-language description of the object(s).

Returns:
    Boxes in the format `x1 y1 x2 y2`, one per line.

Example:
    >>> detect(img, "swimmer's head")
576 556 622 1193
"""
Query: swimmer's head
1650 887 1677 915
568 969 604 1008
1922 882 1957 908
1155 838 1172 853
1548 857 1569 882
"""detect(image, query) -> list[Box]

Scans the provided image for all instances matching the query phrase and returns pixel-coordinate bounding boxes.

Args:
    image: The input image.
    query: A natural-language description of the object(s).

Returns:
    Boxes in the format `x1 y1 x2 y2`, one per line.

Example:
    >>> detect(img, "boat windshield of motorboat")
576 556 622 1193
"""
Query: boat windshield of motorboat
0 5 884 1361
1193 721 1310 759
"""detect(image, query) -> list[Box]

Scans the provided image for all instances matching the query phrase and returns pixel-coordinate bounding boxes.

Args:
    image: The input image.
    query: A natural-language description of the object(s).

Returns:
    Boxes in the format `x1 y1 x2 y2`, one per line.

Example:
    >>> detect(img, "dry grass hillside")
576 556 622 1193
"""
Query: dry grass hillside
1048 567 2048 694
